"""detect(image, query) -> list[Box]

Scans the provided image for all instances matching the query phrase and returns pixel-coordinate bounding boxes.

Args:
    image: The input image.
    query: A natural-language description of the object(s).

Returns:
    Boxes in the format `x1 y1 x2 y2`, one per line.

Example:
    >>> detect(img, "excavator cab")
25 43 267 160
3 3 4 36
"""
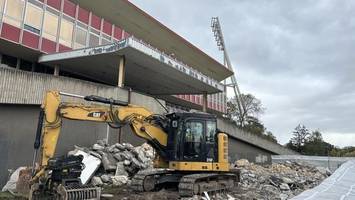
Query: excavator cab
166 113 218 163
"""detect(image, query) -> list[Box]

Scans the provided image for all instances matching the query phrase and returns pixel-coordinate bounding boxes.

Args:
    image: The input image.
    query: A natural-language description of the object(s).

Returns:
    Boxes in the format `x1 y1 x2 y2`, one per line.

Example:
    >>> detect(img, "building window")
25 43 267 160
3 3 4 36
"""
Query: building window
24 3 43 35
59 17 74 47
3 0 25 27
89 32 100 46
101 34 111 45
0 0 5 14
42 10 59 41
74 26 87 49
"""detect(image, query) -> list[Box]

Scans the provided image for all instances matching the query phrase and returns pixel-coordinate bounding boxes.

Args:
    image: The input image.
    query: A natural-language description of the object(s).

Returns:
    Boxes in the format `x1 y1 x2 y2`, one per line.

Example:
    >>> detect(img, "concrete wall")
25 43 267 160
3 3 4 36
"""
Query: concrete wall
0 67 165 114
272 155 355 172
229 137 272 164
217 118 298 155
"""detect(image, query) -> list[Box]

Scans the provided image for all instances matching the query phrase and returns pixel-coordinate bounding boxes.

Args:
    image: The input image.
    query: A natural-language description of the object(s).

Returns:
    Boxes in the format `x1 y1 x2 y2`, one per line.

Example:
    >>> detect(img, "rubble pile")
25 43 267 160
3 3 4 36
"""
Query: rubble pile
230 159 331 200
70 140 155 187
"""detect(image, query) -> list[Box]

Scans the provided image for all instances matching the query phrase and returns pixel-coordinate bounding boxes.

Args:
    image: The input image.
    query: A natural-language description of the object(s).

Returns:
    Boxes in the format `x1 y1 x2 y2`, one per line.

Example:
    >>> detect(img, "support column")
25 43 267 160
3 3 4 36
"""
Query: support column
0 54 2 64
16 58 21 69
118 128 122 144
202 92 208 112
31 63 36 72
117 56 125 87
54 65 60 76
105 125 110 144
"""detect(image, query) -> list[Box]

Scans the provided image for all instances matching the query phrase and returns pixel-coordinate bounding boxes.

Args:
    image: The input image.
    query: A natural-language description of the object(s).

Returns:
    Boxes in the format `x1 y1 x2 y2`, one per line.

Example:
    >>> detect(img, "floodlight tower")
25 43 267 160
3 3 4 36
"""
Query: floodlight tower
211 17 246 125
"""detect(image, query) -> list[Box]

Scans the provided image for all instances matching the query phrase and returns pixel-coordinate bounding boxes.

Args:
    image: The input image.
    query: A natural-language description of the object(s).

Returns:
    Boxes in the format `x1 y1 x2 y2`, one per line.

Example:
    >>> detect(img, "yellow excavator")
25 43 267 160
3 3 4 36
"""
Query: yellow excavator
29 90 239 199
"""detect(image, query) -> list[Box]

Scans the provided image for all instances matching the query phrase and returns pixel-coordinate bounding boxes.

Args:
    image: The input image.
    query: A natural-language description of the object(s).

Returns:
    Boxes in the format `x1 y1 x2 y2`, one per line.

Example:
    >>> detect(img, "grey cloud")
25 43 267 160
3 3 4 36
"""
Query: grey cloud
130 0 355 147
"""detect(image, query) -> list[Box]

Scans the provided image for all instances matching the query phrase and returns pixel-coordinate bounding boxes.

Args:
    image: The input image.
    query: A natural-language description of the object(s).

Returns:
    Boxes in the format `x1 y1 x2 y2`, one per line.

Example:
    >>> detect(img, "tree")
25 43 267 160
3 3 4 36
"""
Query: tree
303 130 333 156
288 124 310 153
264 131 278 143
226 93 278 143
329 146 355 157
226 93 265 127
242 116 265 136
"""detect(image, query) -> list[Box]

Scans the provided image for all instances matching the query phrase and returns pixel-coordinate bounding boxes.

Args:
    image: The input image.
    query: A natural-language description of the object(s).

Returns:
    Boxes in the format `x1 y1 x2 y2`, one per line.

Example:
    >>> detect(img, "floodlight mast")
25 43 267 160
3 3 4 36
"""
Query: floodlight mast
211 17 246 126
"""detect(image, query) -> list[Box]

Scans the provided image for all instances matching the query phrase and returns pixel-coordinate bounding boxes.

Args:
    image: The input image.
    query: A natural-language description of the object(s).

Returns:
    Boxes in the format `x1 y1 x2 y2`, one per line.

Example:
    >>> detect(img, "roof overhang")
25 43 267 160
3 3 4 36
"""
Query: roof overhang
39 37 224 95
0 38 41 62
70 0 233 81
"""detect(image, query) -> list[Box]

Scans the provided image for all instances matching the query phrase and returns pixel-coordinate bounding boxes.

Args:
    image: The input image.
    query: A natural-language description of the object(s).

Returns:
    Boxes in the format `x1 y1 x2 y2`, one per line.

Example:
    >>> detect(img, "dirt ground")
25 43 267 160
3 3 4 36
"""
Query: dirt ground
101 186 181 200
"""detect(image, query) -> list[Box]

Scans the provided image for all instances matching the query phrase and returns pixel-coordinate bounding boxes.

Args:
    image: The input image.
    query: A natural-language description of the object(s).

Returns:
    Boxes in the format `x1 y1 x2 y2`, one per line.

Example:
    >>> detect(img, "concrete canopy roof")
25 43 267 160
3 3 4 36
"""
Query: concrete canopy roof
70 0 233 81
39 37 224 95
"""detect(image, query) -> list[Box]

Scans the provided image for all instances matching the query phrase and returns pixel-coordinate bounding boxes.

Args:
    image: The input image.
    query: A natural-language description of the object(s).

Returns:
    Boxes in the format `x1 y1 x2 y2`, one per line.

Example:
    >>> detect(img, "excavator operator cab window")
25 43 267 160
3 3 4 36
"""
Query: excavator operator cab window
206 121 217 162
183 121 203 160
206 121 216 142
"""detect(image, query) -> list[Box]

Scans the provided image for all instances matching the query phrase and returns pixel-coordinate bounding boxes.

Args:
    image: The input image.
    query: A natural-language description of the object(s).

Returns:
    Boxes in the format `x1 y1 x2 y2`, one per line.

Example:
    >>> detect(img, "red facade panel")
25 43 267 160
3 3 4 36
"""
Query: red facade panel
102 20 112 35
114 26 122 40
123 31 130 39
78 7 89 24
196 96 201 105
90 14 101 30
63 0 76 17
59 44 72 52
22 31 39 49
47 0 61 10
41 38 56 53
1 23 20 43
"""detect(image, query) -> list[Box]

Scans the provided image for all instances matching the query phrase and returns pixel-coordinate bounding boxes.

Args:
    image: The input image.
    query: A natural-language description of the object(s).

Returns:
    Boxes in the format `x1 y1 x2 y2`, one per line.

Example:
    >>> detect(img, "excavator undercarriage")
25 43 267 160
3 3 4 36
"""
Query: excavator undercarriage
131 169 240 197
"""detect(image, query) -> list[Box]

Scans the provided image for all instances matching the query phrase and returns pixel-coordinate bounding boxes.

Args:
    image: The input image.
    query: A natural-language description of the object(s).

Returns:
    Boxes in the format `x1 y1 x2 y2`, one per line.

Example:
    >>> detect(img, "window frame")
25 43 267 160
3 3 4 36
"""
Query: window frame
88 29 100 47
101 33 112 45
3 0 25 28
0 0 5 14
23 2 43 35
42 9 59 42
73 21 88 49
59 15 74 47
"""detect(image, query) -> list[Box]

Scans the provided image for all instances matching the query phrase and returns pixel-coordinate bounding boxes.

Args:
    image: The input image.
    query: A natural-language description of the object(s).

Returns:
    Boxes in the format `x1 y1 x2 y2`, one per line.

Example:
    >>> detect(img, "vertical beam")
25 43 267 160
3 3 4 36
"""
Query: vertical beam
105 124 110 144
31 63 36 72
128 87 132 103
117 56 125 87
202 92 208 112
54 65 60 76
118 128 122 143
16 58 21 69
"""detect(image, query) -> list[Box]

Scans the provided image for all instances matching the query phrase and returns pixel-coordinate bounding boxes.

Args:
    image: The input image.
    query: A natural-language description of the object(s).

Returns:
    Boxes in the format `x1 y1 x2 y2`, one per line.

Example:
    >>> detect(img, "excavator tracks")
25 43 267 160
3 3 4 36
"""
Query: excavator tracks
131 169 170 192
178 173 238 197
132 169 239 197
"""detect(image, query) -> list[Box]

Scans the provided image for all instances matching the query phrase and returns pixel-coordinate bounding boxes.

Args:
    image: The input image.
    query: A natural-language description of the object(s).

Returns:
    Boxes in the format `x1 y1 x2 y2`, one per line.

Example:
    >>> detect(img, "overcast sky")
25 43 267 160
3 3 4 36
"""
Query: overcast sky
130 0 355 147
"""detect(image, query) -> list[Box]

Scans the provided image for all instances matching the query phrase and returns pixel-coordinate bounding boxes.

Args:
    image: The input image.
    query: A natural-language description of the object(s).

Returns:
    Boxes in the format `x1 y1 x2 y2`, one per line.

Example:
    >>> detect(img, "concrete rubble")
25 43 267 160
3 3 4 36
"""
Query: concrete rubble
229 159 330 200
2 144 331 200
181 159 330 200
69 140 155 188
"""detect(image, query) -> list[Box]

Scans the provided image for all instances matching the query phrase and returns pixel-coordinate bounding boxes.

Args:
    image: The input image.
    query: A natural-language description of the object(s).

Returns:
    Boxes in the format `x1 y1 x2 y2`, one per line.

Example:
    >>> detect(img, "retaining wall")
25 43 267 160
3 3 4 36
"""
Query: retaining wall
272 155 354 172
